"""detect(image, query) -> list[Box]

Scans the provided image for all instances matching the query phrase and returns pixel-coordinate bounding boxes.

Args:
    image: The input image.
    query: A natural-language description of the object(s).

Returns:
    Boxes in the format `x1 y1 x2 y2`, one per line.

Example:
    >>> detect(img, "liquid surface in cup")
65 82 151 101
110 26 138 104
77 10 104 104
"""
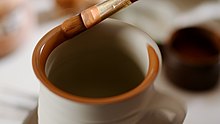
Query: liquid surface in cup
171 28 219 63
46 38 145 98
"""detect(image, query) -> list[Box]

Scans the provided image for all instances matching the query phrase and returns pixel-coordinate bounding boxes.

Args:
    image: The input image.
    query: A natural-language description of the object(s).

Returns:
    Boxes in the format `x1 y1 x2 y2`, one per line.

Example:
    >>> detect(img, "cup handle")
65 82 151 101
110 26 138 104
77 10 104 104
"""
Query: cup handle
138 91 186 124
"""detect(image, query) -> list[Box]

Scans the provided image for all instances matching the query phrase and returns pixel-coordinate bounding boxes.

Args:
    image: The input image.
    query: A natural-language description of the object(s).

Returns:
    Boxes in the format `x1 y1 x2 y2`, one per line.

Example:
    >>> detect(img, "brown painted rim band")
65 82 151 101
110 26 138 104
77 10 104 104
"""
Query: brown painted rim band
32 25 159 104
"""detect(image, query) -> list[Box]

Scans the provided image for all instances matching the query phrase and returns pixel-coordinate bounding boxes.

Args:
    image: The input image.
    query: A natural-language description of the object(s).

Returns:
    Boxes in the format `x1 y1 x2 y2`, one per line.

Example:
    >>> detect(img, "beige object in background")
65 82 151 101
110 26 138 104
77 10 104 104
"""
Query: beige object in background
0 0 24 17
55 0 105 14
0 0 35 57
36 0 106 24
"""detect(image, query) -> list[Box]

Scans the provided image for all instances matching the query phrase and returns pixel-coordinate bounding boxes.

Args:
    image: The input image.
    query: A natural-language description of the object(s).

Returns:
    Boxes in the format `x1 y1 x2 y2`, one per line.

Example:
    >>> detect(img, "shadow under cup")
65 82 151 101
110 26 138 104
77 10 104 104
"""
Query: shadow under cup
45 23 150 98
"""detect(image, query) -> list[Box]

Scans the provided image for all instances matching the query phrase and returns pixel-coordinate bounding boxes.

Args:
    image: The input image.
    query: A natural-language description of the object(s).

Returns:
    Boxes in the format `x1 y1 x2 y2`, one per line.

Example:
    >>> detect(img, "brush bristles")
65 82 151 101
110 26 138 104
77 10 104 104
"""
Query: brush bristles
130 0 138 3
61 15 86 37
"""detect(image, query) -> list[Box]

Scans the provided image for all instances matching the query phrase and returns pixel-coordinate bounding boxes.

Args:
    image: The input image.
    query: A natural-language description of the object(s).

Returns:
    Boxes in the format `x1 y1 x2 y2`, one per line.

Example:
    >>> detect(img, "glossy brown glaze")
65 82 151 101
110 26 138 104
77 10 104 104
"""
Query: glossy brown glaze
32 24 159 103
164 26 220 91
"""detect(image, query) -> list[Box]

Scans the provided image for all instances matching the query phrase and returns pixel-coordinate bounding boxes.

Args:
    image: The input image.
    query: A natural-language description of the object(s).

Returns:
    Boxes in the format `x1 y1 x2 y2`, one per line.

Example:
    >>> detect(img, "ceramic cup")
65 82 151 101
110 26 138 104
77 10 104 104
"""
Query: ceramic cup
164 26 220 91
32 18 186 124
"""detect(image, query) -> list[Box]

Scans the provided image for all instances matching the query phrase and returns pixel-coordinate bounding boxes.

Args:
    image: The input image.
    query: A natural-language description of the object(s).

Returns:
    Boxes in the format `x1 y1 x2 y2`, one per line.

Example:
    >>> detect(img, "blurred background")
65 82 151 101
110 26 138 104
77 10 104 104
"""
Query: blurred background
0 0 220 123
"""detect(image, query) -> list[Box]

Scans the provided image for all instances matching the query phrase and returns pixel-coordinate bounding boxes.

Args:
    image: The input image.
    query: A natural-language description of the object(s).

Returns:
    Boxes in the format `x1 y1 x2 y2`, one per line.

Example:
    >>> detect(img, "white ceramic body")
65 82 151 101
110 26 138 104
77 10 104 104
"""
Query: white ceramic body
33 19 186 124
39 84 155 124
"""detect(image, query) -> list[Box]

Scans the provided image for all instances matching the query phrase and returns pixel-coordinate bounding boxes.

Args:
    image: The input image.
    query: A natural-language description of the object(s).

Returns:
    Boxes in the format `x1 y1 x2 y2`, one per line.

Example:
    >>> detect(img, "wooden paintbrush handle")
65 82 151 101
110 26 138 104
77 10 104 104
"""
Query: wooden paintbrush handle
81 0 135 28
61 0 137 37
81 6 101 29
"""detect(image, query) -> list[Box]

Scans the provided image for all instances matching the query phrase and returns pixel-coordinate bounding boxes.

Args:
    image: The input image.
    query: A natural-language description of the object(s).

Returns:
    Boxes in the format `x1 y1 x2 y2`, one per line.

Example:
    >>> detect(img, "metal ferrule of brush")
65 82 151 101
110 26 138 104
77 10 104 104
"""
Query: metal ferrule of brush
81 0 133 28
97 0 132 19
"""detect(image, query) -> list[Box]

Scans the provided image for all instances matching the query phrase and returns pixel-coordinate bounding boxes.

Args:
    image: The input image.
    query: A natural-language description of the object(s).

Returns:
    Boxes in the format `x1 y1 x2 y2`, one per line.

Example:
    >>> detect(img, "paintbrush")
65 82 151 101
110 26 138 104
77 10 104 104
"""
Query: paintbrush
61 0 138 37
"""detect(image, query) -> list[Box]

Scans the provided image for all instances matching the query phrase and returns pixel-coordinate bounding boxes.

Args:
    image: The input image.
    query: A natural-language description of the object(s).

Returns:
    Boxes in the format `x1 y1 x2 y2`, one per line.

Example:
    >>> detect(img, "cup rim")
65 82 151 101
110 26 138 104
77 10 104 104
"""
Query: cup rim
32 19 160 104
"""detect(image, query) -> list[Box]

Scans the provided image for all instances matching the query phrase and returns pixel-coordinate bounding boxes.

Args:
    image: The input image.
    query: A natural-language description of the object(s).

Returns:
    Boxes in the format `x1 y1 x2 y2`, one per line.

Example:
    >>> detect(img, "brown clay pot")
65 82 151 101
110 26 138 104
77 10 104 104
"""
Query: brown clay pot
164 26 220 91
